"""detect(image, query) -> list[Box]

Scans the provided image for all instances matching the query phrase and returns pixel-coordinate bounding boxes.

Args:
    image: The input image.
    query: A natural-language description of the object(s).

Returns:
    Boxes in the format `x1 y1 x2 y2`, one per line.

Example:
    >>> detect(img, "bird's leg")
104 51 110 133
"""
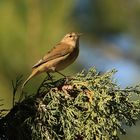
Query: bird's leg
55 71 72 84
56 71 66 77
46 72 53 82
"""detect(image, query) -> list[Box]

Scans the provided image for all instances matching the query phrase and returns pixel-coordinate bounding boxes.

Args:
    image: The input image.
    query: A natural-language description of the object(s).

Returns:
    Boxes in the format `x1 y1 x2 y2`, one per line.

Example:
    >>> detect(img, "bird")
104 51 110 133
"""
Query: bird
22 32 82 89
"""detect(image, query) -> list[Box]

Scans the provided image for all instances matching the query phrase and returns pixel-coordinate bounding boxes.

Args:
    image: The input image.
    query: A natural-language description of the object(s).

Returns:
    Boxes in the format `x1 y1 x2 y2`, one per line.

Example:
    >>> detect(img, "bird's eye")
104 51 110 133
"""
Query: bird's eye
69 35 72 38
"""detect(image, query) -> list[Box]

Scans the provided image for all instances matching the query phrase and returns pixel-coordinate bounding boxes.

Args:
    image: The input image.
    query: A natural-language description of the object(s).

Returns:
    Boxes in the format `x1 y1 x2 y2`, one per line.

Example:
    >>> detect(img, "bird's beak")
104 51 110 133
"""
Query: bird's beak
77 33 83 36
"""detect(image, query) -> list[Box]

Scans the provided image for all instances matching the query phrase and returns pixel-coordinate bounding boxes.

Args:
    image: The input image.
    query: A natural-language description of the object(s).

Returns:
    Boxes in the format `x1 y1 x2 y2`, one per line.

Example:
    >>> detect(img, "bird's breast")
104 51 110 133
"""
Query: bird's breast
55 46 79 71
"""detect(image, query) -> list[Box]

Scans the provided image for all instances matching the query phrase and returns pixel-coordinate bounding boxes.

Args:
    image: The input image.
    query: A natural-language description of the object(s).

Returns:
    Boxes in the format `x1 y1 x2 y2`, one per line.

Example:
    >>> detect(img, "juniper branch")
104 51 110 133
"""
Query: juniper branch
0 68 140 140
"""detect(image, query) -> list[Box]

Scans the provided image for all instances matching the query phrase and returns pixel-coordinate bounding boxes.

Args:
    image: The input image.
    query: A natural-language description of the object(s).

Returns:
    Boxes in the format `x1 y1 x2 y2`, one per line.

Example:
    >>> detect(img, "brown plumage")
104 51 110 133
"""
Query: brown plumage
22 32 82 89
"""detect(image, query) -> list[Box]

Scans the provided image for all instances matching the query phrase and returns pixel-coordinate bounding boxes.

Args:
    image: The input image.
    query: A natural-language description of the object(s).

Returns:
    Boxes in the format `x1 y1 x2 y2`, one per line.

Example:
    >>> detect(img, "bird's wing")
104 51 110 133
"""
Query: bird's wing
32 43 73 68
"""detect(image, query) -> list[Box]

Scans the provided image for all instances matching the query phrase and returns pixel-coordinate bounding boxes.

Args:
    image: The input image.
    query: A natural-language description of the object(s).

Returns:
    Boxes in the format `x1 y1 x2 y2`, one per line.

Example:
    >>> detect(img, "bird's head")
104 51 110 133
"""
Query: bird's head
61 32 82 46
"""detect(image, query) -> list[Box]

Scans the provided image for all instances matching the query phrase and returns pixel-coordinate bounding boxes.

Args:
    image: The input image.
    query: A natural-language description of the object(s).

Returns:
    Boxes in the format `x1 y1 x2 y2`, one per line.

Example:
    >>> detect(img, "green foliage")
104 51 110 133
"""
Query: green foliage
0 68 140 140
0 99 8 118
11 75 23 106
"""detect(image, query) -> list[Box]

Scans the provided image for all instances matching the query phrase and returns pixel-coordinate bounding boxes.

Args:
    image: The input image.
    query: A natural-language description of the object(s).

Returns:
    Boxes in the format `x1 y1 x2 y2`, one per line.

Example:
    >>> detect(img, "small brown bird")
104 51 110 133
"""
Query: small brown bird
22 32 82 88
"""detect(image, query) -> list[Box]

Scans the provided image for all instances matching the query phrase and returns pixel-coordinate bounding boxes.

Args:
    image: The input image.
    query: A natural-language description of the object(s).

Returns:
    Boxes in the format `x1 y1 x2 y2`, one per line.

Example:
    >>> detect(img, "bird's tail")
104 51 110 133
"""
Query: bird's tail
22 69 39 89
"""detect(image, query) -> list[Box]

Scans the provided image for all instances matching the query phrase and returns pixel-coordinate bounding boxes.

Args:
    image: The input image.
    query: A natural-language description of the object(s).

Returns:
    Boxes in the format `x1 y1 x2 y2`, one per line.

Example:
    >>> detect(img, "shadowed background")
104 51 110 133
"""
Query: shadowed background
0 0 140 139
